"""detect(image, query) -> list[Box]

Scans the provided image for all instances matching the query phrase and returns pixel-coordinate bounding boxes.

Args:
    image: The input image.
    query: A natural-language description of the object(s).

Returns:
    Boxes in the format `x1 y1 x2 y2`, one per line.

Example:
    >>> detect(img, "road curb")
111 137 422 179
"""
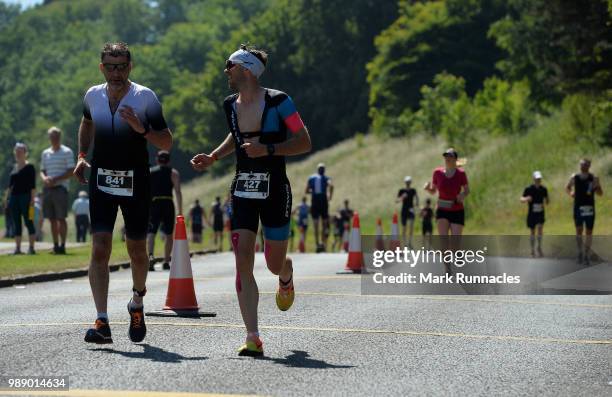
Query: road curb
0 249 217 288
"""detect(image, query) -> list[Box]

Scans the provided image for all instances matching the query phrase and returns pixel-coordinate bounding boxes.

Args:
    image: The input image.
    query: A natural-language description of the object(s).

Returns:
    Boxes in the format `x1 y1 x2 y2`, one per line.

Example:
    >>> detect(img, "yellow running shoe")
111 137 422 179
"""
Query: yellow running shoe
238 337 263 357
276 276 295 311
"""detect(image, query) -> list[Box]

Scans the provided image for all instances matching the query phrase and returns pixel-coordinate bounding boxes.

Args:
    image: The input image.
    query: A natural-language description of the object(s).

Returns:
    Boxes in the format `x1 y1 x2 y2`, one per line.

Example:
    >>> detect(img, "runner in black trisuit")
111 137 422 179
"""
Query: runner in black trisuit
565 158 603 265
191 45 311 356
210 196 224 251
74 42 172 344
147 150 182 270
396 176 419 247
188 200 205 244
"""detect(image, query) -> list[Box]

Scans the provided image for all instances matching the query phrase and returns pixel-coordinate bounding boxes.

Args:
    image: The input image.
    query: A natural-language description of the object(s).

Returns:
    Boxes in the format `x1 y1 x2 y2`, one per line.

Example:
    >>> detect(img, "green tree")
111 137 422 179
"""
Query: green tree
367 0 506 133
489 0 611 104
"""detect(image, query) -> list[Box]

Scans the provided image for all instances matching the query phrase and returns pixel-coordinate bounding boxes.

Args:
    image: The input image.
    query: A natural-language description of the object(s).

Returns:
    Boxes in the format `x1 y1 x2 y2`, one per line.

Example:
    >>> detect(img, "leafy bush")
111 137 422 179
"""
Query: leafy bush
560 92 612 149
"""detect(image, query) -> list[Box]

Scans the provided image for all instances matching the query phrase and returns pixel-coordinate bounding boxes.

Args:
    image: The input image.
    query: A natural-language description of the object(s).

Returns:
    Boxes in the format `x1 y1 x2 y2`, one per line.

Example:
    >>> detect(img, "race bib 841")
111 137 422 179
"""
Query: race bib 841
97 168 134 197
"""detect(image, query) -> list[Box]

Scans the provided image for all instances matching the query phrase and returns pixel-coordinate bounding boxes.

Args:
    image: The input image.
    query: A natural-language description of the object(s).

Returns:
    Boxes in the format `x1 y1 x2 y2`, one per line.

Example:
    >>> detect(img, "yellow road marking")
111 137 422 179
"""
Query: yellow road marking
0 390 258 397
9 290 612 309
0 321 610 346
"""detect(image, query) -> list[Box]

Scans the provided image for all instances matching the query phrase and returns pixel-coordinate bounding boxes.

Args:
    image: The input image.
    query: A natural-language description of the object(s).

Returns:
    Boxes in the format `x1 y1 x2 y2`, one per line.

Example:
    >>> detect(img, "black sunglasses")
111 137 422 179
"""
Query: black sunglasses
225 60 238 70
103 63 129 72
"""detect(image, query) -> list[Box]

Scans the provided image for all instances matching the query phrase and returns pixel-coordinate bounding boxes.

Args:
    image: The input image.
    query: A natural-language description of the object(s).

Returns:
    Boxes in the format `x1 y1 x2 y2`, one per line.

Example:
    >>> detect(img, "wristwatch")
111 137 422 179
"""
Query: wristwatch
267 144 275 156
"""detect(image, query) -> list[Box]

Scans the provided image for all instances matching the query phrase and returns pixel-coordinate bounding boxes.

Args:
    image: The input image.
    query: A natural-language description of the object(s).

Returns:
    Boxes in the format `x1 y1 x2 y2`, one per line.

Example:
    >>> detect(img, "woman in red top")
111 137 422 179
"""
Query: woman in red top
424 148 469 236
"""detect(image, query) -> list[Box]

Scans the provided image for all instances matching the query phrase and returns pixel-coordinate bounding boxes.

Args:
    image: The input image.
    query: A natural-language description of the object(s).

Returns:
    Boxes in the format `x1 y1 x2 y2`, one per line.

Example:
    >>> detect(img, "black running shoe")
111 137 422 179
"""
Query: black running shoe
162 262 170 270
127 303 146 343
84 318 113 344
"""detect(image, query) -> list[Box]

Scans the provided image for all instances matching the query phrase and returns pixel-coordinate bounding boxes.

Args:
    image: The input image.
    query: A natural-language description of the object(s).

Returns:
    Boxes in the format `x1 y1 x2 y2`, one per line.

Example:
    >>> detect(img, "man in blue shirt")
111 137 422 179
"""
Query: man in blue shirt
306 163 333 252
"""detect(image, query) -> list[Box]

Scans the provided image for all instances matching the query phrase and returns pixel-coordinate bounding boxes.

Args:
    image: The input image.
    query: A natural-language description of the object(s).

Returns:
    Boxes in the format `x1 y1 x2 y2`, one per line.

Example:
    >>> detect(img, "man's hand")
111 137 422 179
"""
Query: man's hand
191 153 215 172
43 175 55 188
73 158 91 184
241 138 266 158
119 105 145 134
525 196 532 203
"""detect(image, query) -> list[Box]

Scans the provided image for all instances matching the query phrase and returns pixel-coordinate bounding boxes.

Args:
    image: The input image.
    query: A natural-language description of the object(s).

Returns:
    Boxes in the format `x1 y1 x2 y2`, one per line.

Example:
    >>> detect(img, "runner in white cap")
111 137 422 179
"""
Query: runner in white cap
520 171 549 257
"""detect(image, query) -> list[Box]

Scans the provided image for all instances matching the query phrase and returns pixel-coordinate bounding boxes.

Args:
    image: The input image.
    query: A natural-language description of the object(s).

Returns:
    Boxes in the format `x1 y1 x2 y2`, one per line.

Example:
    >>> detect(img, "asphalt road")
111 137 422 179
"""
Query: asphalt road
0 253 611 397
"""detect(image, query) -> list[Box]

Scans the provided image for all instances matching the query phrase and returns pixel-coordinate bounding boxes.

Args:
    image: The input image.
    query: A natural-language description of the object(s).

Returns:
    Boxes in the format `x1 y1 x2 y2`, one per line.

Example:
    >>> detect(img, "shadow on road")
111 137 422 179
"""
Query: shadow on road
89 344 208 363
242 350 355 369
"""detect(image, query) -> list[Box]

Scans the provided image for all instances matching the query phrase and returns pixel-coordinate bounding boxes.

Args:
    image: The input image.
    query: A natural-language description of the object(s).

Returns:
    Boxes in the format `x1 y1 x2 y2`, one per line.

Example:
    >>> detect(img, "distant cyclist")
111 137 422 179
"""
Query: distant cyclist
306 163 333 252
396 176 419 247
147 150 182 271
191 45 311 356
521 171 549 257
566 158 603 265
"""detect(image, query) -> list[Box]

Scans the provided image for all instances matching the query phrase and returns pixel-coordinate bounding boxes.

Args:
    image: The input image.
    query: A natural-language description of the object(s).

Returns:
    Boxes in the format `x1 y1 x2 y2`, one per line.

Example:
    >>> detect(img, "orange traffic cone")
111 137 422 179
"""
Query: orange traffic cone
344 212 364 273
389 212 400 250
298 226 306 253
146 216 215 318
375 218 385 251
342 223 350 252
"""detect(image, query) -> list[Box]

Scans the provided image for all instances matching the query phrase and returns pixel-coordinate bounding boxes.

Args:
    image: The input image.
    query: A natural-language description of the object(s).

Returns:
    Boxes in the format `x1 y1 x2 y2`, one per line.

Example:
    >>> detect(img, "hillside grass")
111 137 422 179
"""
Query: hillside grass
183 111 611 237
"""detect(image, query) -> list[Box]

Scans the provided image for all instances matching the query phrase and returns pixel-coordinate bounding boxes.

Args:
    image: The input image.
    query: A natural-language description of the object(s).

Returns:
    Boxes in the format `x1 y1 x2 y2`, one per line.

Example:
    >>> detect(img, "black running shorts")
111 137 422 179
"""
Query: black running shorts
89 167 150 240
230 174 292 241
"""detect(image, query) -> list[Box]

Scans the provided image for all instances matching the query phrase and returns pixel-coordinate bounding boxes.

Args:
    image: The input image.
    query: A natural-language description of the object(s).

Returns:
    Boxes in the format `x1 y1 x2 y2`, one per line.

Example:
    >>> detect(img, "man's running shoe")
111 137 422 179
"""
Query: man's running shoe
238 337 263 357
162 262 170 270
276 276 295 311
84 318 113 344
127 303 146 343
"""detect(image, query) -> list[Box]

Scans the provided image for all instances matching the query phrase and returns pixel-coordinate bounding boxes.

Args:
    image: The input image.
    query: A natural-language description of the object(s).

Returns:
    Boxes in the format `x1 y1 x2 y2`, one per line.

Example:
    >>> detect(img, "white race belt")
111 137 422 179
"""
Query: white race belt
532 203 544 213
579 205 594 217
97 168 134 197
233 172 270 199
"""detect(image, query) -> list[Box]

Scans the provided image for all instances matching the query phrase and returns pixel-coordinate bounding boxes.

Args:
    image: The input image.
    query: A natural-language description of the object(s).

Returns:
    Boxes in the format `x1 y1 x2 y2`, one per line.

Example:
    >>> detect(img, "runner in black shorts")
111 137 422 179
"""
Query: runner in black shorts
566 158 603 264
74 42 172 345
424 148 469 235
424 148 469 274
396 176 419 247
521 171 548 257
210 196 224 251
188 200 205 244
191 44 311 356
147 150 182 271
306 163 333 252
420 198 434 248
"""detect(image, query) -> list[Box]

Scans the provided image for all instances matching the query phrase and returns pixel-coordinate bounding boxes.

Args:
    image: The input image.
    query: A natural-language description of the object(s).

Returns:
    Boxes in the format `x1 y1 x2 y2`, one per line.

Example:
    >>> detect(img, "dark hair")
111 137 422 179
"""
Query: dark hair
101 42 131 62
215 196 221 201
157 150 170 164
240 44 267 66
